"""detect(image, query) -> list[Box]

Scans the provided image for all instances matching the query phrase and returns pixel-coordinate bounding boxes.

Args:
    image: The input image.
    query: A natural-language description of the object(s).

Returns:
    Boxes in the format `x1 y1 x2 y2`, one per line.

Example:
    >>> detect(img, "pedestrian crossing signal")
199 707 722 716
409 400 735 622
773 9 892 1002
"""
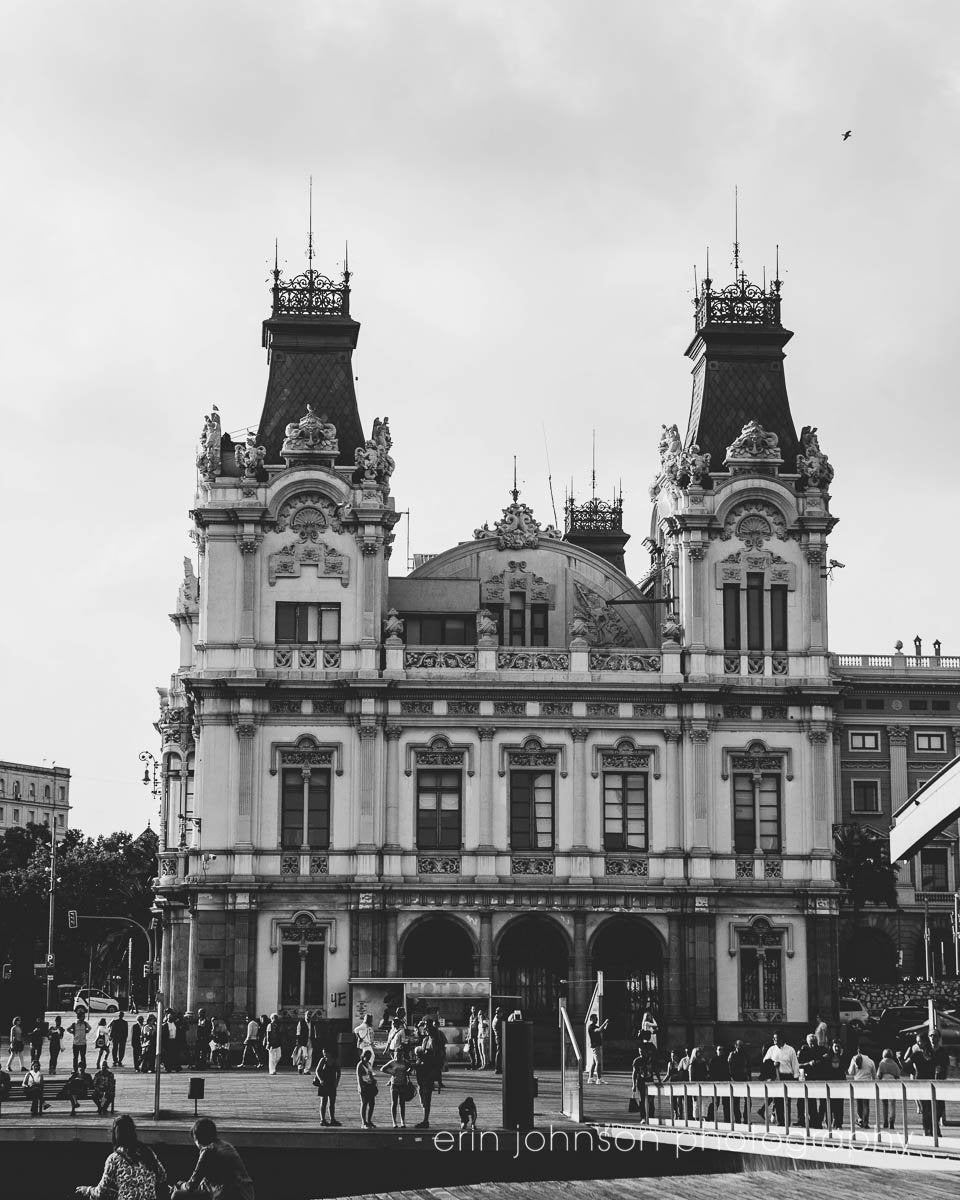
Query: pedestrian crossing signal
68 910 78 930
2 963 11 981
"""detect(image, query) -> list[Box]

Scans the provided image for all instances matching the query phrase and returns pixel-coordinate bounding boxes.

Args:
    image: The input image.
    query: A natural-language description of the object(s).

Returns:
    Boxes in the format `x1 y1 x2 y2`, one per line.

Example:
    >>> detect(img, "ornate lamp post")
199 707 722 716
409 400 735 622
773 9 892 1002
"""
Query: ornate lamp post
140 750 162 842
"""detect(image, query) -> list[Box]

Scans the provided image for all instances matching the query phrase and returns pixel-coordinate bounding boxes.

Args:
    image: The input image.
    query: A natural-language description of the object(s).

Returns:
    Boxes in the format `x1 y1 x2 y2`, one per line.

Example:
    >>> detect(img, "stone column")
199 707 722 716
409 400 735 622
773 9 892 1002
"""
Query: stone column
664 729 684 850
236 722 256 848
186 907 199 1015
479 911 493 981
571 728 589 850
687 542 706 646
238 536 260 644
357 723 380 852
887 725 909 809
159 914 173 1001
808 729 831 850
832 729 843 825
688 727 710 850
477 727 496 850
384 910 399 977
384 727 402 849
572 911 588 1018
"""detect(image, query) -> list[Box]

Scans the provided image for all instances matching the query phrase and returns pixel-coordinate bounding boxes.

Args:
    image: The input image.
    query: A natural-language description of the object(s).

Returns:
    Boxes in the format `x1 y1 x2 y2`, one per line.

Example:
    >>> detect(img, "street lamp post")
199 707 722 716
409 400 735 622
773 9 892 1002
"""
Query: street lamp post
140 749 162 843
45 834 58 1011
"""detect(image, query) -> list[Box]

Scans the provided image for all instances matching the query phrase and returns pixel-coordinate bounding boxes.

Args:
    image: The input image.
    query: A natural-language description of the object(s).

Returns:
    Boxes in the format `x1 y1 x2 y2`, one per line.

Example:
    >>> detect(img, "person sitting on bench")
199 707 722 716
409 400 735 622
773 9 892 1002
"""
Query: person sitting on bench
92 1064 116 1115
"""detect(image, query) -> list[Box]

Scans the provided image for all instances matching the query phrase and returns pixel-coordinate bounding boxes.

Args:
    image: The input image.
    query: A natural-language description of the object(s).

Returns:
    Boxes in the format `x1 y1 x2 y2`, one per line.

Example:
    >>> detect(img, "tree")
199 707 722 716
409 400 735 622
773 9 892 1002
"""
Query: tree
833 823 899 918
0 824 158 1025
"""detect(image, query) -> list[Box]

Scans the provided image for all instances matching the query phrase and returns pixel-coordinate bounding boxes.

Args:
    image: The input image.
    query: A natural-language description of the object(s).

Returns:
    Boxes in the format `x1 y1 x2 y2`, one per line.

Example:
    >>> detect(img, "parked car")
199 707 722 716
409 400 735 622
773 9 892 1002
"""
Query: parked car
73 988 120 1013
838 996 871 1029
899 1011 960 1053
861 1006 960 1055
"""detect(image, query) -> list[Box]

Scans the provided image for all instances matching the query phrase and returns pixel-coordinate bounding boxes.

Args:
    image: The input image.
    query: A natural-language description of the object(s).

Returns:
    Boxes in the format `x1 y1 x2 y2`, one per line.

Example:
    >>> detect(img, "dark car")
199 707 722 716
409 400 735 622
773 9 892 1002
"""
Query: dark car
863 1007 953 1055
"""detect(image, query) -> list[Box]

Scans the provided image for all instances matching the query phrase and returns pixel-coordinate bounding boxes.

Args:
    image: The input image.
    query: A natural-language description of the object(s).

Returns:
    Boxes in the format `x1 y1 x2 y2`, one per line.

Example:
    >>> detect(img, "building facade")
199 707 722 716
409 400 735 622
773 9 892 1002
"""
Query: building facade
0 760 71 834
153 252 958 1052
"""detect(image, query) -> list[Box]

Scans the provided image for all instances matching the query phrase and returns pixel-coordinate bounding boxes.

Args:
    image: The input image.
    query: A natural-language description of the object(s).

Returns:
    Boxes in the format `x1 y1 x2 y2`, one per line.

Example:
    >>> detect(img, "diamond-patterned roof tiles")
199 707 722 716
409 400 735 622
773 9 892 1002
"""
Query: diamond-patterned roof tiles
686 358 799 468
257 350 365 467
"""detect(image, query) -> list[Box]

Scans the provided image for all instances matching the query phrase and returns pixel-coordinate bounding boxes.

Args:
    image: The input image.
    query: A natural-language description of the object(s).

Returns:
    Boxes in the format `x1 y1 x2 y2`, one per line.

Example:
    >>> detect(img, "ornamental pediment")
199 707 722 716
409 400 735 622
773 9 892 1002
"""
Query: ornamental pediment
268 540 350 587
481 561 554 605
714 549 795 588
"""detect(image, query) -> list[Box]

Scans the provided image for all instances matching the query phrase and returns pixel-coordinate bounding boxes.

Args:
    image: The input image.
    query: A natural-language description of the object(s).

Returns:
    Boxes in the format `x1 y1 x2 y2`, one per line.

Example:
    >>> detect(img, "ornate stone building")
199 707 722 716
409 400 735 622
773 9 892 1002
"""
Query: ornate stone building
153 252 958 1053
0 760 71 834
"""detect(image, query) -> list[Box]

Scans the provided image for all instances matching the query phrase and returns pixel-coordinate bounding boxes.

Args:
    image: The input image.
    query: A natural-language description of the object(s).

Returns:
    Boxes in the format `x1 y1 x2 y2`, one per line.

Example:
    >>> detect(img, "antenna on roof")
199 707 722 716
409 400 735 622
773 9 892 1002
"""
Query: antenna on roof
343 239 350 284
705 246 711 286
733 185 740 275
511 456 519 504
542 424 559 528
307 175 314 270
591 429 597 500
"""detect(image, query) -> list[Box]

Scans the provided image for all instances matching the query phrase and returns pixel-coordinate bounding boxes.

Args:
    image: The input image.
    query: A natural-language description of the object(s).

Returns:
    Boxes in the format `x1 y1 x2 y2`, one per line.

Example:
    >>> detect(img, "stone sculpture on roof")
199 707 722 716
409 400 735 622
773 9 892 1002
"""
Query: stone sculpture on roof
236 433 267 481
727 420 780 459
281 405 339 463
197 406 222 479
796 425 835 490
473 500 561 551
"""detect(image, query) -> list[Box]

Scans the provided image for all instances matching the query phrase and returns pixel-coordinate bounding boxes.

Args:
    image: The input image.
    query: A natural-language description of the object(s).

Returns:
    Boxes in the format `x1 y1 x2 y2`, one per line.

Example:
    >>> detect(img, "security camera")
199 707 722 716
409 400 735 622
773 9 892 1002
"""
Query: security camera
202 853 217 863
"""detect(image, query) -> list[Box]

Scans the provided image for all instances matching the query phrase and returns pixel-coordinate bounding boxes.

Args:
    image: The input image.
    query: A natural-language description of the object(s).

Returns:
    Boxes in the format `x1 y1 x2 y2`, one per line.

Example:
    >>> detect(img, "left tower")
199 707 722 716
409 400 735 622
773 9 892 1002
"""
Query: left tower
154 252 398 1025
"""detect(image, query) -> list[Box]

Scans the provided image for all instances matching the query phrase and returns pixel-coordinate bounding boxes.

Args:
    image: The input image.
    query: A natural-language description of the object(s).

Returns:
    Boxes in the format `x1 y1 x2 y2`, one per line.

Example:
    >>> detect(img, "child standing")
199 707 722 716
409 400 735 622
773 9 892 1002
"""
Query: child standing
381 1053 413 1128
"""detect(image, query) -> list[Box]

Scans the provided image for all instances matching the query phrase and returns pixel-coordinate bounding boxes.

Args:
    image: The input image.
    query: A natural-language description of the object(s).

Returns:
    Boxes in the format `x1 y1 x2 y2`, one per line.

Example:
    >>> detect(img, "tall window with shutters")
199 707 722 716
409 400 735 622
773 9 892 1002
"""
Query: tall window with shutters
733 772 782 854
416 770 462 849
281 768 331 849
510 771 555 850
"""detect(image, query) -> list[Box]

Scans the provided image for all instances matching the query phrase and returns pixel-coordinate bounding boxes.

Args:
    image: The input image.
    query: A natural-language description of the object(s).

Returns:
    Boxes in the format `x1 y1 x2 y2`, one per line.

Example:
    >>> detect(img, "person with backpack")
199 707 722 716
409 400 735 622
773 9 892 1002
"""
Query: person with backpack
75 1114 168 1199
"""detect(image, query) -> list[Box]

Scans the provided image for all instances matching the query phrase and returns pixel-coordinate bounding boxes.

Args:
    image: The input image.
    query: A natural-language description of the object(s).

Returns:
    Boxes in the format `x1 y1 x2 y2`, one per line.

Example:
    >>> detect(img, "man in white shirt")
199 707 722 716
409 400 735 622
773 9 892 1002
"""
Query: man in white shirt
762 1031 800 1126
847 1051 877 1127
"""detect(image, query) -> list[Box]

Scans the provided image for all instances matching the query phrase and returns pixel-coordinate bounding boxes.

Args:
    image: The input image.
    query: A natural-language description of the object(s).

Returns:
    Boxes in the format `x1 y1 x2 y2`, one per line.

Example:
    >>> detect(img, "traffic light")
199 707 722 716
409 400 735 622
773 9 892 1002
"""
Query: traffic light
68 910 78 930
1 963 11 981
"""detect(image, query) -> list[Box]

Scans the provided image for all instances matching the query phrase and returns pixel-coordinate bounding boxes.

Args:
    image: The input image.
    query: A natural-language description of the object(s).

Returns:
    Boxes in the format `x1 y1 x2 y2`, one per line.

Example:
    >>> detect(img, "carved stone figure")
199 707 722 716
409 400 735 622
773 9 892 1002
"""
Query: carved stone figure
473 500 561 551
383 609 404 640
176 557 200 615
197 406 222 478
660 611 684 644
658 423 682 467
281 405 339 460
476 609 498 639
796 424 835 490
726 420 780 459
677 444 711 488
236 433 266 480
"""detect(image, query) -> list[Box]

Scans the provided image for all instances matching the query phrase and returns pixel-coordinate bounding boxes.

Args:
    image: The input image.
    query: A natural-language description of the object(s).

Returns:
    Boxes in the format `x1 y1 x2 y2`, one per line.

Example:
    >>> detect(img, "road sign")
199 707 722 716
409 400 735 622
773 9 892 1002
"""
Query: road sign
46 953 55 969
68 910 78 930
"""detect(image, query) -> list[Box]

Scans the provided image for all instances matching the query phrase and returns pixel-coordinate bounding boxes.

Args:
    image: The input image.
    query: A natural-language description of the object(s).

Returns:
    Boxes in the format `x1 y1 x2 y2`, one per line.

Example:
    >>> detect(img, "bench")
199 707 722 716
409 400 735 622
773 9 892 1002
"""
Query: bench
0 1079 116 1116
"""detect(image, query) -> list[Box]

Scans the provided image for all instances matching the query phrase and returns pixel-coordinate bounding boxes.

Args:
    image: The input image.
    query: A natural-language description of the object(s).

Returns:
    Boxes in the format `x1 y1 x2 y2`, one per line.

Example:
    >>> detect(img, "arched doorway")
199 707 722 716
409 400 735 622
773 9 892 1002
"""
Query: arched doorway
496 917 569 1022
401 916 475 977
590 918 663 1047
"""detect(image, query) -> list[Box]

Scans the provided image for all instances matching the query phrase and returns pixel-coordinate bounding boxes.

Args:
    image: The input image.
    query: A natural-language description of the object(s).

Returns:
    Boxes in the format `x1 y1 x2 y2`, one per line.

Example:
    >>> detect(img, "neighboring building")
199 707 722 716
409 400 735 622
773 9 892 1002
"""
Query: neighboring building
0 760 71 834
152 247 958 1052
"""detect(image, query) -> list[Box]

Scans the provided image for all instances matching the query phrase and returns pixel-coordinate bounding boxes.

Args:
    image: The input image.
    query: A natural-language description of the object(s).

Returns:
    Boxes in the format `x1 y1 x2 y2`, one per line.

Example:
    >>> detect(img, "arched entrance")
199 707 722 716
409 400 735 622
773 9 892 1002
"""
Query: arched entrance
496 917 570 1022
589 918 664 1045
401 916 475 977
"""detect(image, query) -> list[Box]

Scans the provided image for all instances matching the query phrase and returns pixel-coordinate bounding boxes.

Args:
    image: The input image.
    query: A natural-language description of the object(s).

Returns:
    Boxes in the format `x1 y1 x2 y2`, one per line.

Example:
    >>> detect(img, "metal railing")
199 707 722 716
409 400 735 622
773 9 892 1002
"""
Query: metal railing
558 1001 583 1123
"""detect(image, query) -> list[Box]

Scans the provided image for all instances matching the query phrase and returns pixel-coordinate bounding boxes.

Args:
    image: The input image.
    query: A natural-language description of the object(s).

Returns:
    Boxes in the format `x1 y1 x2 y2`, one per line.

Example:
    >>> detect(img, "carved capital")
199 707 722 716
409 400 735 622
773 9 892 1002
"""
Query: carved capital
688 728 710 744
886 725 909 746
477 726 497 741
357 724 379 740
360 542 381 557
804 547 825 565
236 723 257 739
807 730 829 744
570 727 590 742
237 536 261 556
384 725 403 741
663 728 684 744
687 544 706 561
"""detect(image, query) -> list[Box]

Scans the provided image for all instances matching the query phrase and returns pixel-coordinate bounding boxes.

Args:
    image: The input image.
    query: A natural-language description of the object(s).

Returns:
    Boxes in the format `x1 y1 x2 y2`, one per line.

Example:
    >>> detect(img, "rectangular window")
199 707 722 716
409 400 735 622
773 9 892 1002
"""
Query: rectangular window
510 771 554 850
865 699 885 711
57 813 65 827
932 700 950 712
280 943 325 1008
916 732 946 752
416 769 462 850
920 849 948 892
403 614 472 645
849 730 880 751
603 772 648 851
281 767 331 850
530 605 549 647
843 699 862 710
851 780 880 813
275 602 341 644
770 586 788 652
0 808 3 821
746 574 764 651
733 773 781 853
909 700 928 711
28 810 34 824
723 585 741 652
739 939 784 1017
58 786 65 801
508 592 526 646
13 809 20 823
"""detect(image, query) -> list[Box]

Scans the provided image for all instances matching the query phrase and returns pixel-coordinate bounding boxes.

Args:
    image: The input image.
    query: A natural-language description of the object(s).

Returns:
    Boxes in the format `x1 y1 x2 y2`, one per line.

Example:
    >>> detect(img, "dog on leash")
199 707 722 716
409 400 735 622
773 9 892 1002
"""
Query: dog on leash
458 1096 478 1130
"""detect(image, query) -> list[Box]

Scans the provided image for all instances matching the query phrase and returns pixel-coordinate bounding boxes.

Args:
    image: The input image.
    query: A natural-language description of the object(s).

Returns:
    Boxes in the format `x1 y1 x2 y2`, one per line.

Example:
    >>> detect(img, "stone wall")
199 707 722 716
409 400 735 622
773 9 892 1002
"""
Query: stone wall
840 977 960 1013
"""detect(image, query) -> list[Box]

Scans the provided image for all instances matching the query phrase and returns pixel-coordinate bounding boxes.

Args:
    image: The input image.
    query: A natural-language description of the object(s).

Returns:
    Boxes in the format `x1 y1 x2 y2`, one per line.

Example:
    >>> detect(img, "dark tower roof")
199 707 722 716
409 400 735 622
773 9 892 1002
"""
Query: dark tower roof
563 492 630 574
257 259 365 467
683 270 799 469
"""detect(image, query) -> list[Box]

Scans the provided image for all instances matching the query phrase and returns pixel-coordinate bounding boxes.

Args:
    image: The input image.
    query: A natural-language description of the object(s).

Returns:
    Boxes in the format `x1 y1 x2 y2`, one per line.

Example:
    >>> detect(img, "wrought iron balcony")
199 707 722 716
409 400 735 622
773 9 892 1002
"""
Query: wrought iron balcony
694 275 782 331
271 268 350 318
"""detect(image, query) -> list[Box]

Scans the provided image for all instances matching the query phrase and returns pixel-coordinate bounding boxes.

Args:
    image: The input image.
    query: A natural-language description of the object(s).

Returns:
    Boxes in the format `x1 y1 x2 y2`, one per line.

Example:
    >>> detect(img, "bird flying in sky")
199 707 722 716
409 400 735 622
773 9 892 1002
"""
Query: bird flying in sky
842 130 852 140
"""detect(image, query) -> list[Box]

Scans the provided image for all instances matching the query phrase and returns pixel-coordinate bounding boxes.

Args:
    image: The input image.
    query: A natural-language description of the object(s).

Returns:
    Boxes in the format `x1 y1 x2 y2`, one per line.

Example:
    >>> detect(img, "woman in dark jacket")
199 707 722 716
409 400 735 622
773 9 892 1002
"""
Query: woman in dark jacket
823 1039 847 1130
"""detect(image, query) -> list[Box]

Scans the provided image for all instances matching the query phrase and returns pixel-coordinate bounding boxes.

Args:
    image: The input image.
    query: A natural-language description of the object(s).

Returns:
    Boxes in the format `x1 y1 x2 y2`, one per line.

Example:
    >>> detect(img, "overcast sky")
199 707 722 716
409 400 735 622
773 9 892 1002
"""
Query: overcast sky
2 1 958 836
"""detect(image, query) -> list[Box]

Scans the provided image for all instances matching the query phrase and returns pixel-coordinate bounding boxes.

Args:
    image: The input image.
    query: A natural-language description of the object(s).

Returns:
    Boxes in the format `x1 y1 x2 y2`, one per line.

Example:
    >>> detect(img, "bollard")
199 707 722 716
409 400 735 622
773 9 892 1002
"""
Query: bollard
501 1020 535 1131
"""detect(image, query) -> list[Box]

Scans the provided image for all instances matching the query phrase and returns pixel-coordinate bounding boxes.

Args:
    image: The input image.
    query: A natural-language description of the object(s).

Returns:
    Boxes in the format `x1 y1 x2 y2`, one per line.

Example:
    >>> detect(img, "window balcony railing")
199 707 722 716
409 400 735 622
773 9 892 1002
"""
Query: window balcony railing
836 654 960 671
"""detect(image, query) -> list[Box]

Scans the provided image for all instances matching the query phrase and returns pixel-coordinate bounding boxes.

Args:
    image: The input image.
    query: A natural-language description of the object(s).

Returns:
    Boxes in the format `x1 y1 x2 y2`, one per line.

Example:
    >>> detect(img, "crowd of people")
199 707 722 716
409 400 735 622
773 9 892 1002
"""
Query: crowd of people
621 1013 952 1136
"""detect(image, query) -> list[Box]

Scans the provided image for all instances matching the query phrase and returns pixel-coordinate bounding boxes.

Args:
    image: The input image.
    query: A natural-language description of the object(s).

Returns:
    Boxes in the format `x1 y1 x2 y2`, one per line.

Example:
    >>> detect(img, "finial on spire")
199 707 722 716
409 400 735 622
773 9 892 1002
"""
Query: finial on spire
591 429 597 500
732 185 740 275
705 245 711 287
307 175 314 270
511 456 520 504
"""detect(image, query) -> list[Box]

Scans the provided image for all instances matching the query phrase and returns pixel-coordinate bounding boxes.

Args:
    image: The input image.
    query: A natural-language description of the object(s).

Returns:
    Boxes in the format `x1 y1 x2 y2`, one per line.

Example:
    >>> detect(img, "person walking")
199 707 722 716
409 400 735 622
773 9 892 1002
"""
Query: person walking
381 1052 414 1128
631 1040 661 1122
877 1047 901 1128
48 1017 63 1075
239 1015 263 1069
140 1017 157 1074
640 1009 659 1048
467 1007 481 1070
194 1009 212 1070
797 1033 827 1127
309 1009 324 1071
491 1007 503 1074
110 1011 128 1068
425 1019 447 1091
707 1044 731 1123
585 1014 609 1084
413 1045 434 1129
727 1040 750 1123
266 1014 283 1075
906 1034 936 1135
172 1117 255 1200
313 1046 342 1127
211 1018 231 1070
356 1048 378 1129
931 1031 949 1132
5 1016 26 1072
688 1046 709 1119
762 1031 799 1126
293 1012 310 1074
130 1018 144 1073
847 1049 877 1128
94 1020 110 1070
824 1039 846 1129
69 1010 92 1073
29 1018 47 1067
75 1115 168 1199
